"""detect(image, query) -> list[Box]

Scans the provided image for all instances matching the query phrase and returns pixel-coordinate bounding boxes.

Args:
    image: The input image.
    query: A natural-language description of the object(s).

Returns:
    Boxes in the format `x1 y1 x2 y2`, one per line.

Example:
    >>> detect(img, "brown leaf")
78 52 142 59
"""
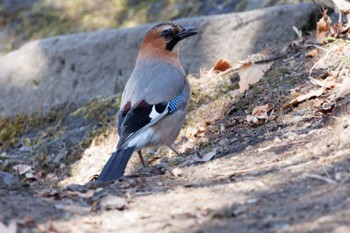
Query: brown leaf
246 115 260 125
246 104 273 125
238 62 273 93
284 88 325 109
316 11 330 44
305 49 319 58
252 104 272 119
212 58 232 72
178 141 196 153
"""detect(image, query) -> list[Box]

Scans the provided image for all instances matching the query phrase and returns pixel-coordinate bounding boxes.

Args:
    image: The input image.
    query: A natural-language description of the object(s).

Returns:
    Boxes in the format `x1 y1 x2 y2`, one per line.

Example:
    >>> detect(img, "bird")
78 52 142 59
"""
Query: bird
97 22 198 182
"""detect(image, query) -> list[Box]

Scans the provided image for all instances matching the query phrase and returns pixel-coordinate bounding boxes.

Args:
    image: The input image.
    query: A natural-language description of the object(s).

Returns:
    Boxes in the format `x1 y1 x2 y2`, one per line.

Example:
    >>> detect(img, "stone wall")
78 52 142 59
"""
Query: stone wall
0 3 317 116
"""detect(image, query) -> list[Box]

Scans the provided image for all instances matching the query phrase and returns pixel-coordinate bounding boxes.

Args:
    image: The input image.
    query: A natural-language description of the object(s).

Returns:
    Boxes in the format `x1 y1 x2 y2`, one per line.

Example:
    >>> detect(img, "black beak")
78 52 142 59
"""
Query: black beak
176 26 198 40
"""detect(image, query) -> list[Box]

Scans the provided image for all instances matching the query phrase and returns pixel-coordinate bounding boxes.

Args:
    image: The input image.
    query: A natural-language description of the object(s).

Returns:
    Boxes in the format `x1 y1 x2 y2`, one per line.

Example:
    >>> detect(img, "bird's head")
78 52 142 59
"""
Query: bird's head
138 22 198 60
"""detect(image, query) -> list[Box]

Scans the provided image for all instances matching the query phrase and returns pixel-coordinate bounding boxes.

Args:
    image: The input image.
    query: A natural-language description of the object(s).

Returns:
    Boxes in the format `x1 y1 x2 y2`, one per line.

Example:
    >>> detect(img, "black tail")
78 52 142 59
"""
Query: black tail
97 146 135 182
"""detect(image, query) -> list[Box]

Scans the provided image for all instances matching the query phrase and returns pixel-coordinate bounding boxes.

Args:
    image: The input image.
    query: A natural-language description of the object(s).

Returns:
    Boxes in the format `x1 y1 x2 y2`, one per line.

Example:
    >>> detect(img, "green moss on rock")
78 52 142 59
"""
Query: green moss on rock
0 95 121 176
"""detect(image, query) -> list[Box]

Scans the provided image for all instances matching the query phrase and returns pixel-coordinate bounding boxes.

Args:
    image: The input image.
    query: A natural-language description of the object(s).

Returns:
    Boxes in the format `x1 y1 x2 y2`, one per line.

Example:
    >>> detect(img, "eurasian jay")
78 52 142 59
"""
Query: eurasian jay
97 22 198 181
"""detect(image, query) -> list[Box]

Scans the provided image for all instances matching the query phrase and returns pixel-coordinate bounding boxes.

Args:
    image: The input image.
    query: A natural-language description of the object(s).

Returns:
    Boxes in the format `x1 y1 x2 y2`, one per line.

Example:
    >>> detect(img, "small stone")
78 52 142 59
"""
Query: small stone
274 137 282 143
171 168 183 177
220 124 225 133
230 138 239 143
25 172 35 179
218 138 230 146
100 195 127 210
246 198 259 204
67 184 87 193
283 132 298 141
13 164 31 175
335 173 342 181
0 171 18 186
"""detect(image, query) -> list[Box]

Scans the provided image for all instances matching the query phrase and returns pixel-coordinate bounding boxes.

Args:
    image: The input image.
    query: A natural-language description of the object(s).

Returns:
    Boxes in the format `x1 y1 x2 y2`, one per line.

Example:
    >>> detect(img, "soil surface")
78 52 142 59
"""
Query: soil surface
1 35 350 232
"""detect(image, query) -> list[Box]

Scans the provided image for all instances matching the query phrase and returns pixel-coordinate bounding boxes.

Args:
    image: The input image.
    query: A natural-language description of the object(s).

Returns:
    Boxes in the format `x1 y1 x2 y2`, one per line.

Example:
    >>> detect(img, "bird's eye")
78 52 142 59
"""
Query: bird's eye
161 29 173 39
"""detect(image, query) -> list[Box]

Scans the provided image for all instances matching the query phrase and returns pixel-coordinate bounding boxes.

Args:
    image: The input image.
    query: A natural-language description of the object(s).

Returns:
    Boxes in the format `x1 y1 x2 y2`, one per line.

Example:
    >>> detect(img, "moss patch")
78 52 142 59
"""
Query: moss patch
0 95 121 177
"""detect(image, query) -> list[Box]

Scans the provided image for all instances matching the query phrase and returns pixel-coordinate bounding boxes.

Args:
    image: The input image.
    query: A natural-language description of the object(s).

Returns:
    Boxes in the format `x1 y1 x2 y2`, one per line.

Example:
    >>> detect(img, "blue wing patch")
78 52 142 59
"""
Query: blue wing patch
117 91 185 149
168 92 184 113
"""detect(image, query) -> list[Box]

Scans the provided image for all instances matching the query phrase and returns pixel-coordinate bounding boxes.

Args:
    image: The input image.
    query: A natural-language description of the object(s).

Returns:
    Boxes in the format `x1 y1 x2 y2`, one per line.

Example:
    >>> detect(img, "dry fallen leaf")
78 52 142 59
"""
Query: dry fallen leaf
310 76 338 89
252 104 272 119
246 115 260 125
188 127 207 143
13 164 31 175
246 104 273 125
178 141 196 153
316 11 330 44
284 88 325 109
238 62 273 93
212 58 232 72
306 49 319 58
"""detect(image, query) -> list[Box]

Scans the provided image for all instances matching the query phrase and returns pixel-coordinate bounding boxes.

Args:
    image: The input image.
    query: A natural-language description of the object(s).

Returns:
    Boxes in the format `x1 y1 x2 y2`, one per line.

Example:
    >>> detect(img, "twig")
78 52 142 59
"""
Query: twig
312 0 325 15
319 149 349 163
220 67 237 77
305 44 329 52
309 44 337 74
322 164 333 180
293 26 303 39
304 173 337 184
285 161 313 172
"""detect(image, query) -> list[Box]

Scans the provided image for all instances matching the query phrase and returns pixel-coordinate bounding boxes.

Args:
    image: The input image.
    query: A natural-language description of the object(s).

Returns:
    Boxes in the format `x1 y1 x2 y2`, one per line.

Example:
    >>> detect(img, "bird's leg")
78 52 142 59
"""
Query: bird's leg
137 150 147 167
167 145 180 156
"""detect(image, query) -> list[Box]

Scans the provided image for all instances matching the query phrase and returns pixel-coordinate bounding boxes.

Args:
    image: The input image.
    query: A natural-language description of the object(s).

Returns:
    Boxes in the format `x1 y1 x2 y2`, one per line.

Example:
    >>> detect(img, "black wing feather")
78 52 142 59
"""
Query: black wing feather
118 102 131 135
118 100 168 147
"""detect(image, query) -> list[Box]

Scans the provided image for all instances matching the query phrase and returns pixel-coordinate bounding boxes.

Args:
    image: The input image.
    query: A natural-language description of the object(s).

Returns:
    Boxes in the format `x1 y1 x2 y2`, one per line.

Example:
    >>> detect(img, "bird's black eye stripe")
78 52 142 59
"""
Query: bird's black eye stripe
166 38 180 51
161 29 173 39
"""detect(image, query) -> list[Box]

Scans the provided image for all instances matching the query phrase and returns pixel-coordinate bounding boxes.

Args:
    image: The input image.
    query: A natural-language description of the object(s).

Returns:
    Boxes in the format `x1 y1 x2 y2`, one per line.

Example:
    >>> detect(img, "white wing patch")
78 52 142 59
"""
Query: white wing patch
149 105 162 120
120 105 169 149
127 127 155 149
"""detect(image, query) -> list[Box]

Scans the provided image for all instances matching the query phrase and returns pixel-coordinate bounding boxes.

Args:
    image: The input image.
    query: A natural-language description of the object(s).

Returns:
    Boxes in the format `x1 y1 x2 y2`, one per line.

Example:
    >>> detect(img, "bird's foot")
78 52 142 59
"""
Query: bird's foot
137 150 149 167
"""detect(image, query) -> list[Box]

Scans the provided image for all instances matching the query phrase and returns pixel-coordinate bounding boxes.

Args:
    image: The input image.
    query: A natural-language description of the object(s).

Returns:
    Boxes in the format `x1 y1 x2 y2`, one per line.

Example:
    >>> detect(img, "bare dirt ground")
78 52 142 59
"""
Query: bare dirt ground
1 33 350 233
